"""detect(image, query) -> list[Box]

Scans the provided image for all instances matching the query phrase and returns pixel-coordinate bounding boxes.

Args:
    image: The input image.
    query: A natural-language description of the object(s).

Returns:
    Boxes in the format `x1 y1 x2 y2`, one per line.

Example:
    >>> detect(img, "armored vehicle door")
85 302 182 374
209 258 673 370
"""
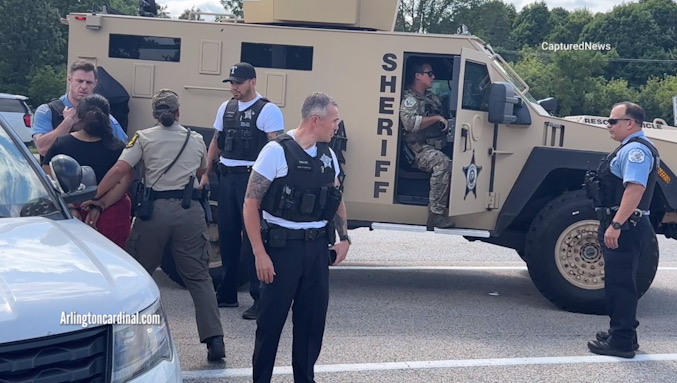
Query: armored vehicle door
448 48 495 216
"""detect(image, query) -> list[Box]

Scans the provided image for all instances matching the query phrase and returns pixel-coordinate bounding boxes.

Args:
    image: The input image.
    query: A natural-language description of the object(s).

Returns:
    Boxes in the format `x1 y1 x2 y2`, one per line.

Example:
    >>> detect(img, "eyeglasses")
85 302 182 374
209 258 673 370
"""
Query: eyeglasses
419 71 435 77
608 118 634 125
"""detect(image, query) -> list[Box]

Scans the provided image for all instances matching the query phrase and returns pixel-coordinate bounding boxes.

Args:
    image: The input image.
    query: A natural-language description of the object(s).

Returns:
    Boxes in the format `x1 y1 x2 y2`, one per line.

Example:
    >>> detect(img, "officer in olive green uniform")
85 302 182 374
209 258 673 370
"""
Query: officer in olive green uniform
93 89 226 361
400 61 455 229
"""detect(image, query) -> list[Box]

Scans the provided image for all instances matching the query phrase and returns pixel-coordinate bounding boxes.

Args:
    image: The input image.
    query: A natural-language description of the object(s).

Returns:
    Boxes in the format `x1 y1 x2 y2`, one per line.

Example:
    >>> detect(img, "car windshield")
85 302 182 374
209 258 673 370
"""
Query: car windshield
0 122 63 218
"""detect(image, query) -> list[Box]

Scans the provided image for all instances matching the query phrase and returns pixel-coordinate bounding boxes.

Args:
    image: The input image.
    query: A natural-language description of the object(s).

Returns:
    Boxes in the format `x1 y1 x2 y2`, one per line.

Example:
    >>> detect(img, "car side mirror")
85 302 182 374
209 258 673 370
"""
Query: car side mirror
49 154 97 204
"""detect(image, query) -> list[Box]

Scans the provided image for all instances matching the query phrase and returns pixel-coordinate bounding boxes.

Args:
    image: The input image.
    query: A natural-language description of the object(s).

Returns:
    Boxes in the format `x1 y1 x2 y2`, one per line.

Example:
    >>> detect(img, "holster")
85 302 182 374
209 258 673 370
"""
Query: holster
326 220 336 246
135 183 154 221
200 184 212 223
261 220 287 248
181 176 195 209
595 207 630 230
319 187 342 221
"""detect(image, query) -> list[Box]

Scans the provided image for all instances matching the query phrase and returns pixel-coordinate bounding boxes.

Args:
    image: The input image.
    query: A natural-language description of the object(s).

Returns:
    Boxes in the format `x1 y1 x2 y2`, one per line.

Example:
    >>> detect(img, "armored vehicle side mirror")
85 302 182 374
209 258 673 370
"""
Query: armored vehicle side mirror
488 82 532 126
538 97 558 115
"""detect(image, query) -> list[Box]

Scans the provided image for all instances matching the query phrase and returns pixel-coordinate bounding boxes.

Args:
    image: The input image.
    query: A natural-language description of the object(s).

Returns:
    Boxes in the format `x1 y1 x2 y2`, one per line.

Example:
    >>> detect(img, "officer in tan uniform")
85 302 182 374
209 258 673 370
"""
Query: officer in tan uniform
400 61 455 229
92 89 226 361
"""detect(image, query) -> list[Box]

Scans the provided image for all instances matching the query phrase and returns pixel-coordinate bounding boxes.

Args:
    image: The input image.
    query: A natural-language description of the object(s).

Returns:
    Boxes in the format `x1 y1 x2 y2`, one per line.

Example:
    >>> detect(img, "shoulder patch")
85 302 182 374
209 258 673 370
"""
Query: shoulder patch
627 148 646 164
36 104 50 114
403 96 417 108
126 133 139 149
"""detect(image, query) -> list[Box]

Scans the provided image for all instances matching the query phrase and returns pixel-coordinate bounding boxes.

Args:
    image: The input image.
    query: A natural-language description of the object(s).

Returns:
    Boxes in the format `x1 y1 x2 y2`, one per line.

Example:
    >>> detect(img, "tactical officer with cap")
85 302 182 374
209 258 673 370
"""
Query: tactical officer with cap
399 60 455 229
94 89 226 361
243 92 350 383
585 101 659 359
202 62 284 320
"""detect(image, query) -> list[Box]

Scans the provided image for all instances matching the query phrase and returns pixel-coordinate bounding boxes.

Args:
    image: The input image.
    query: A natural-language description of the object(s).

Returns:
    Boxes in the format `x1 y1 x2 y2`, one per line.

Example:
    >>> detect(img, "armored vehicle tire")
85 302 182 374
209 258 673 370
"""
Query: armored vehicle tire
524 190 659 314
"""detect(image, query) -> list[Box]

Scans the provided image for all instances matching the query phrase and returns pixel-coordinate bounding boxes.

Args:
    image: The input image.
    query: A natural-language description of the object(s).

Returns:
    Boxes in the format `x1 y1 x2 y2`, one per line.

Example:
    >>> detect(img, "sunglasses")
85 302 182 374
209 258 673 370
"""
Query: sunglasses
608 118 633 125
419 71 435 77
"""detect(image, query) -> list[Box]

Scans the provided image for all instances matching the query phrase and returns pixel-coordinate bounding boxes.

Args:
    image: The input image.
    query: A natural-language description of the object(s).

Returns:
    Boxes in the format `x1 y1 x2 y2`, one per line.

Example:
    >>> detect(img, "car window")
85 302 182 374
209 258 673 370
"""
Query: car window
0 123 62 218
0 98 27 113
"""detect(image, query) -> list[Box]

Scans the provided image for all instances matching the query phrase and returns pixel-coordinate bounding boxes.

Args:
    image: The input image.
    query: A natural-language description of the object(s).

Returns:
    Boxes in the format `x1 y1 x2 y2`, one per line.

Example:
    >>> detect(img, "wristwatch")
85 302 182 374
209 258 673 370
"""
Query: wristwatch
611 221 622 230
339 234 352 245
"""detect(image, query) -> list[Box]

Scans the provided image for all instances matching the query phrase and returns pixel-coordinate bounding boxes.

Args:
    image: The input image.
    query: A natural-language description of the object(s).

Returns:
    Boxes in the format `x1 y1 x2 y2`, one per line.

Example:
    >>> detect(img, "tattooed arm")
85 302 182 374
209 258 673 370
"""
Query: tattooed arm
330 177 350 265
266 130 284 140
200 131 220 187
243 170 275 283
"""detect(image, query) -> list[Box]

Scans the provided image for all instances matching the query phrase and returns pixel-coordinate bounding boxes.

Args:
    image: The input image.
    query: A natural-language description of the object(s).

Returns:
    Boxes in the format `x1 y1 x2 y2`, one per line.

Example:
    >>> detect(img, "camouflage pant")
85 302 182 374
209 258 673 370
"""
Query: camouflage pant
413 145 451 214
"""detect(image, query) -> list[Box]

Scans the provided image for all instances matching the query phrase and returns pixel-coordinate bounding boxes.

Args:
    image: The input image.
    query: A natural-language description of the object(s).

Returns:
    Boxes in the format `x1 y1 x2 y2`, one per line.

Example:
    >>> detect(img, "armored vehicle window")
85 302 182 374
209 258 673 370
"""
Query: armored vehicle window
461 61 490 112
109 34 181 62
241 43 313 71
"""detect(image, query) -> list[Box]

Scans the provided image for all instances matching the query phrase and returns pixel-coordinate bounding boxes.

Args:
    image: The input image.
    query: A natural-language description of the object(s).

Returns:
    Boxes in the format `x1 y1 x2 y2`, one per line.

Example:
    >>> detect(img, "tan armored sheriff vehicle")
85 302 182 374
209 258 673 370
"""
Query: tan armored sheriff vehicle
66 0 677 314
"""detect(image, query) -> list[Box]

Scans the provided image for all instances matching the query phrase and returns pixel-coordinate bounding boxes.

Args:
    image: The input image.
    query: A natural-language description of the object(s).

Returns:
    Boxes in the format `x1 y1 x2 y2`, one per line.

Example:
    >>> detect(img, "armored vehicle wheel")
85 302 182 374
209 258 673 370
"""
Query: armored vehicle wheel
524 190 659 314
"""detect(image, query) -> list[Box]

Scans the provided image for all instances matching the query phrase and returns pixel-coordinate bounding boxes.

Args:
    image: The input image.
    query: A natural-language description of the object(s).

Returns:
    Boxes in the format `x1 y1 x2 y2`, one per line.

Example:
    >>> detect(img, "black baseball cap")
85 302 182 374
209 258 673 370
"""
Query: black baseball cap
223 62 256 83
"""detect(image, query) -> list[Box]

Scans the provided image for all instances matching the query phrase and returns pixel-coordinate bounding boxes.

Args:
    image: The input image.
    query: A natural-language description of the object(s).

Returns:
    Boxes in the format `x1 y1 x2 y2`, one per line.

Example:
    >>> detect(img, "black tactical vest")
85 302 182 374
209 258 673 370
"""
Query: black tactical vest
219 97 269 161
592 137 659 210
47 99 66 129
260 134 341 222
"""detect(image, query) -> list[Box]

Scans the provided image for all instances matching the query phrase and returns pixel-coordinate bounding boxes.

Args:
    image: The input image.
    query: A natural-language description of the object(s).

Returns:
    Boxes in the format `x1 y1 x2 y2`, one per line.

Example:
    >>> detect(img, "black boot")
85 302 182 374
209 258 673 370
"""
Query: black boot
206 336 225 361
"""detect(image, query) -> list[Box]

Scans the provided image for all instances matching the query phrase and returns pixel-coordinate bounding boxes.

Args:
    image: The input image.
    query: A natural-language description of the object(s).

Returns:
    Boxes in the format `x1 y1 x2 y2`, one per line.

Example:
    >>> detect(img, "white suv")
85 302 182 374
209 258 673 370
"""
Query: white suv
0 114 182 382
0 93 33 144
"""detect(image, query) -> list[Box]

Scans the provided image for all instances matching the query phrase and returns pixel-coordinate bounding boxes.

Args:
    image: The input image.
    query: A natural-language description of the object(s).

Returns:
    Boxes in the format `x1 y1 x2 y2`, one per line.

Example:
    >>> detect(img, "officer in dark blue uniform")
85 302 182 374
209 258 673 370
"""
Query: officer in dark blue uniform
202 62 284 319
243 92 350 382
585 101 659 358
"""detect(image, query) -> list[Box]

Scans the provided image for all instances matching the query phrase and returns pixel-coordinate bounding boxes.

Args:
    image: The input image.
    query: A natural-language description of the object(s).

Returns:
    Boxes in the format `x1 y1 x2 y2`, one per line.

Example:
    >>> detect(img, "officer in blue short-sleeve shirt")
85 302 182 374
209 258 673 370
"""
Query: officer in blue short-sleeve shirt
33 59 127 157
586 101 659 359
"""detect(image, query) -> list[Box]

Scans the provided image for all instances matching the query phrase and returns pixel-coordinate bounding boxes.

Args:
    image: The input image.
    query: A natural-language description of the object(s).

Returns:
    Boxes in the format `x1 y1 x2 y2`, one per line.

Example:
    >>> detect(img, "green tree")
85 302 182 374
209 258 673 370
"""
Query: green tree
510 2 552 48
452 0 517 50
395 0 470 34
638 75 677 122
179 6 202 20
27 65 67 106
49 0 138 17
0 0 64 95
583 78 638 117
220 0 243 18
513 48 615 116
546 9 593 44
580 0 677 87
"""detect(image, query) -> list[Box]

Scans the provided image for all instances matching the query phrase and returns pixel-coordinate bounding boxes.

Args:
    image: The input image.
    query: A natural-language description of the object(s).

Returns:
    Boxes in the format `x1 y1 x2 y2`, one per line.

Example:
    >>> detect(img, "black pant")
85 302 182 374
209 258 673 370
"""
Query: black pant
253 237 330 383
600 216 653 351
216 170 260 303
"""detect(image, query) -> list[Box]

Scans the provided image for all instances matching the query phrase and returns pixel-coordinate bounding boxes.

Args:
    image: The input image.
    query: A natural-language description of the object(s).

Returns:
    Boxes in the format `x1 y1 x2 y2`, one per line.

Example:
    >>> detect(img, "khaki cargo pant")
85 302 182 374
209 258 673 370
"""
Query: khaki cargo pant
126 198 223 342
412 145 452 215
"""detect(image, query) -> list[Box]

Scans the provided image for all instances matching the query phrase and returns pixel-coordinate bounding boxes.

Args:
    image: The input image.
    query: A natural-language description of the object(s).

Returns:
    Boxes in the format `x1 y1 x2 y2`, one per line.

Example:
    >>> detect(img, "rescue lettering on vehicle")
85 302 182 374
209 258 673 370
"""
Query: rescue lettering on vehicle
374 53 398 198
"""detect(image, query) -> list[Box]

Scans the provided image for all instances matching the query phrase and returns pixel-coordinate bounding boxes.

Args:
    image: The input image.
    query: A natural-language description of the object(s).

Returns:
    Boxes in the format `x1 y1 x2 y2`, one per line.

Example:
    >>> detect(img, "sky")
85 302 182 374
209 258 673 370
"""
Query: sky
161 0 633 19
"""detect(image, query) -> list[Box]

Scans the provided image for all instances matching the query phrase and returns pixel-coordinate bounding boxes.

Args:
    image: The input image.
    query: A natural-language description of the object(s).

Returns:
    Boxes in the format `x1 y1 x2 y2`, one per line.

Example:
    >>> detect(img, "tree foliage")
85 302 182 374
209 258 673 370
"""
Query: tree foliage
179 7 202 20
0 0 64 96
1 0 676 123
220 0 243 18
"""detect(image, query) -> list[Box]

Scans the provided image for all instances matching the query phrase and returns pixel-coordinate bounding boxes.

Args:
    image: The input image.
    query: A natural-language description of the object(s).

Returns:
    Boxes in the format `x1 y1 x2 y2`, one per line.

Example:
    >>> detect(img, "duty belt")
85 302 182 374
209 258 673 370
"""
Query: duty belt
269 223 327 241
218 163 252 175
153 189 204 201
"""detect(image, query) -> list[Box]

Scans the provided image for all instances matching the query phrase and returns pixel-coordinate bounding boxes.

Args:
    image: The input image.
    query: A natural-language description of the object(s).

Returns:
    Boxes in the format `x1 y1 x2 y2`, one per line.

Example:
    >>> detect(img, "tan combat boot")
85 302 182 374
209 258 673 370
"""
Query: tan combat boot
427 211 455 230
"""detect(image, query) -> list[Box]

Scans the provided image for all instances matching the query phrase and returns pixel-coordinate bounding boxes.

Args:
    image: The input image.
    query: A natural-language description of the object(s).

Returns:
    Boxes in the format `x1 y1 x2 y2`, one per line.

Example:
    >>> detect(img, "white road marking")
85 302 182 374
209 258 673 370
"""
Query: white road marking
182 353 677 379
330 266 677 271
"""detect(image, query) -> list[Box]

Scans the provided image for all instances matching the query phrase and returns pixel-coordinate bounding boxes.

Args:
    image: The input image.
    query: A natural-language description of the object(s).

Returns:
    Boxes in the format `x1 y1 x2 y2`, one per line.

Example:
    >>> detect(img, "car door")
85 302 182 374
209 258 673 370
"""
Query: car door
448 48 495 217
